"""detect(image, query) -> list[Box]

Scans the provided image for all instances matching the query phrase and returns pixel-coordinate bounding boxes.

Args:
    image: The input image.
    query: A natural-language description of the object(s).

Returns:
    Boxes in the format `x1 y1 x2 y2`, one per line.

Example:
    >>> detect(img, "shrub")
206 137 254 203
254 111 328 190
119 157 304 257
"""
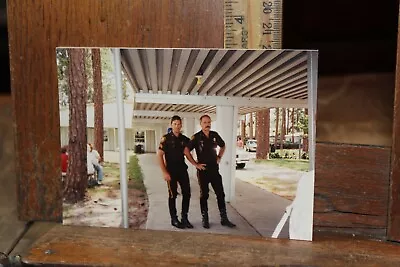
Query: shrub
301 153 309 160
269 152 282 159
128 155 146 191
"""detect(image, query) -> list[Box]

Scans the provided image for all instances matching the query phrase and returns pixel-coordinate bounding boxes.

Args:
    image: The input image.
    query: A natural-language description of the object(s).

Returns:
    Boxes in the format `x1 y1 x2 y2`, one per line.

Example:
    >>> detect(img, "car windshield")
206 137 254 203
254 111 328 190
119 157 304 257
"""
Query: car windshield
248 140 256 144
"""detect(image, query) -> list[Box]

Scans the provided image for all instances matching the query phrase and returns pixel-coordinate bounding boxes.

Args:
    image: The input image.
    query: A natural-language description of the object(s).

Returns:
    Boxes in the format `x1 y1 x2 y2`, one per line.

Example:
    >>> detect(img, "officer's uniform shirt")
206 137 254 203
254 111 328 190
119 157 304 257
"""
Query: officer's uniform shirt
159 132 190 170
186 130 225 169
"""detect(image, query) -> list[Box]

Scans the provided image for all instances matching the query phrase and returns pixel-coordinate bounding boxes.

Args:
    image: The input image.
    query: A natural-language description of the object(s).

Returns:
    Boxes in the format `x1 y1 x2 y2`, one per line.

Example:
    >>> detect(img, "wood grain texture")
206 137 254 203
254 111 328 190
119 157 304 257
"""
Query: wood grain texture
0 95 28 254
388 6 400 242
314 143 391 232
7 0 223 221
22 225 400 267
317 73 394 147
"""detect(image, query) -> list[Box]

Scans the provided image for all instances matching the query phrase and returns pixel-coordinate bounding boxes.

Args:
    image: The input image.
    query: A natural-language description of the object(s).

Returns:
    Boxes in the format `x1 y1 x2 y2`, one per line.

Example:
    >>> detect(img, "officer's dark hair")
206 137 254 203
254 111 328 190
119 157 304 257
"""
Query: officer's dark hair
199 114 211 122
171 115 182 123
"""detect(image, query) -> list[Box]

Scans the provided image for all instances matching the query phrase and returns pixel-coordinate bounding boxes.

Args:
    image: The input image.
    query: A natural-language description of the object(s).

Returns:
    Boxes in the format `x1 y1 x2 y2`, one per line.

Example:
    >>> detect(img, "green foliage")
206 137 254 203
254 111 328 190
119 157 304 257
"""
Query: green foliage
56 48 69 106
269 152 282 159
56 48 130 107
301 152 309 160
255 158 309 172
297 111 309 135
128 155 146 191
85 49 94 103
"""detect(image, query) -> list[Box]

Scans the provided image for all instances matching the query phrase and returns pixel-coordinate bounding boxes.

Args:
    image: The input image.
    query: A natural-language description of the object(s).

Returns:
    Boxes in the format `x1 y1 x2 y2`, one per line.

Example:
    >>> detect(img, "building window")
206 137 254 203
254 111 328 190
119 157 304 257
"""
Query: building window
135 131 145 143
103 130 109 142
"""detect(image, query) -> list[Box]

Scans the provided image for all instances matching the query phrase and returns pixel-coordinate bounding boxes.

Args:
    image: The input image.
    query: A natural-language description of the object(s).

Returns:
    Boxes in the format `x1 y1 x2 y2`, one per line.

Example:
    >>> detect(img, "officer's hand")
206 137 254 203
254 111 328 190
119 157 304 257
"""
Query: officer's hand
196 163 206 170
163 172 171 181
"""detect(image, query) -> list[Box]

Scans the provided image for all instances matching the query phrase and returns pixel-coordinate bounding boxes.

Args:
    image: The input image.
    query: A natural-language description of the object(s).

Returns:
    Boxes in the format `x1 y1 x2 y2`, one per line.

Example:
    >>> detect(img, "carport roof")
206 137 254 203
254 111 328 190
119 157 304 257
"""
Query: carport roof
120 48 310 118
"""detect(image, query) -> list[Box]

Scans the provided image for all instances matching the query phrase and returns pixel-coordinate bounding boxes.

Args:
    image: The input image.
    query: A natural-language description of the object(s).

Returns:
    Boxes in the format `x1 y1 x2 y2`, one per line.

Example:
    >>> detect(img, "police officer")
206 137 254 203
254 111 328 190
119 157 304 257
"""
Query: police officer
184 114 236 229
158 115 193 229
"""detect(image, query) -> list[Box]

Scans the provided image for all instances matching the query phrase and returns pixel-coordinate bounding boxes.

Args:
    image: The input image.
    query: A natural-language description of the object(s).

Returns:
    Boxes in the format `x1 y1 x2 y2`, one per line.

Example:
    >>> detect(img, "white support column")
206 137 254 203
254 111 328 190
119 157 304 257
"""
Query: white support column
155 126 162 152
215 105 238 202
144 130 148 152
307 51 318 171
112 48 129 228
183 117 197 179
113 128 117 151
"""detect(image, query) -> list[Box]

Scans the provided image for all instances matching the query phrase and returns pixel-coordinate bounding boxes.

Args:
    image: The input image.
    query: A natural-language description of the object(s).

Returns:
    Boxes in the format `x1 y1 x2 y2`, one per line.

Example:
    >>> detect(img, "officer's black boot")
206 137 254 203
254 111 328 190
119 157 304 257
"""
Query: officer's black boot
181 193 193 228
181 214 194 228
169 198 184 229
200 200 210 228
202 211 210 229
220 209 236 228
171 216 184 229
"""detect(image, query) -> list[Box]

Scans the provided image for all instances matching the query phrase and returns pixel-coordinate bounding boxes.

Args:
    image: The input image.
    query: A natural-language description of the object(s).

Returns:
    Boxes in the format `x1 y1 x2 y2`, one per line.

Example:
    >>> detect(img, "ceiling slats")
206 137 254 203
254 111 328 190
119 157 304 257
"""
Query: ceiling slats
122 48 312 119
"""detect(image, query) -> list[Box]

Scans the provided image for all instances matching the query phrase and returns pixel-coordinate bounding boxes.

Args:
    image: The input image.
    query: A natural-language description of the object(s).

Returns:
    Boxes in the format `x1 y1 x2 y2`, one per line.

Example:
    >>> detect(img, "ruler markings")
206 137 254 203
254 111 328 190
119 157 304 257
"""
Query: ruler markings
224 0 283 50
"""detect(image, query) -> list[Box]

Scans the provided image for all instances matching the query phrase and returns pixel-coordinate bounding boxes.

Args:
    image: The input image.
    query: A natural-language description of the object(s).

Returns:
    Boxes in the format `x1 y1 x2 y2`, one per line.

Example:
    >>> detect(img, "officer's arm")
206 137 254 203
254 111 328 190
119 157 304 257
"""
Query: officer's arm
216 133 226 159
184 147 206 170
157 149 170 180
184 147 197 166
157 149 167 172
217 146 225 159
184 136 197 166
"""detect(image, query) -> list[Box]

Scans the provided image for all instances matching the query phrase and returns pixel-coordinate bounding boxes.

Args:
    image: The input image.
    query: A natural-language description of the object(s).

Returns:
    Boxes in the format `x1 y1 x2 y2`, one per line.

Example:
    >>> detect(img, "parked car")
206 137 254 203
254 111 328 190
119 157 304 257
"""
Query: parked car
216 147 250 169
245 139 257 152
236 148 250 169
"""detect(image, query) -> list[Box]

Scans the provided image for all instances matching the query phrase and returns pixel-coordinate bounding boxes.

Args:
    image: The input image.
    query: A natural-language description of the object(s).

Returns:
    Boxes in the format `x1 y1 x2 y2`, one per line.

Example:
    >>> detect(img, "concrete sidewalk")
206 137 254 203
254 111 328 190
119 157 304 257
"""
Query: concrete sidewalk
103 150 136 163
138 153 290 238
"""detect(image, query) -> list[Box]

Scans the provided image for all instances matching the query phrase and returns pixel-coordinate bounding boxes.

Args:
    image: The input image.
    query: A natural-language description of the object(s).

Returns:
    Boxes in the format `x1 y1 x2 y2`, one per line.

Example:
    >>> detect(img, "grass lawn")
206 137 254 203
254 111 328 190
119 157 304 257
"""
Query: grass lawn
254 177 298 200
254 158 309 172
128 155 146 192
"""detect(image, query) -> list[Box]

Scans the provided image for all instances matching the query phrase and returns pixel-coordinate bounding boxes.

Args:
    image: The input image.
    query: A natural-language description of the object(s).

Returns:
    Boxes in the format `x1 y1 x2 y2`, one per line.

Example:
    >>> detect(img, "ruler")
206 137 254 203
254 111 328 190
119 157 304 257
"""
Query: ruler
224 0 283 49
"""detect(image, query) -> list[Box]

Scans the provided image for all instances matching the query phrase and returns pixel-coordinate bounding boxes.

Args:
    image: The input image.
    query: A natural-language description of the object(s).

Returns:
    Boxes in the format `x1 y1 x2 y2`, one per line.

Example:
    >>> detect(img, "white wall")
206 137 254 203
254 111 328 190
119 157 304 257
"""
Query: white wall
60 101 133 129
145 130 156 153
60 126 135 151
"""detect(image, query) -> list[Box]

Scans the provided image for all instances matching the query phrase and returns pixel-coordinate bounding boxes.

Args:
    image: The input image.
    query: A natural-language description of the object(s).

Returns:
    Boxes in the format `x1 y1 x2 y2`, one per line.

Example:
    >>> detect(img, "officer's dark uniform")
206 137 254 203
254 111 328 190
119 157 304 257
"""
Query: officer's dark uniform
186 130 235 228
159 132 191 224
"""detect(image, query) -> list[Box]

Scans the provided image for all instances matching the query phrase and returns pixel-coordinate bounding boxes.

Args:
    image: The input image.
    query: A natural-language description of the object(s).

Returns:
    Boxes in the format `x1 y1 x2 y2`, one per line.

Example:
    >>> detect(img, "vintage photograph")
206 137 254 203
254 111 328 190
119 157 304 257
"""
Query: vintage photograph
56 47 318 241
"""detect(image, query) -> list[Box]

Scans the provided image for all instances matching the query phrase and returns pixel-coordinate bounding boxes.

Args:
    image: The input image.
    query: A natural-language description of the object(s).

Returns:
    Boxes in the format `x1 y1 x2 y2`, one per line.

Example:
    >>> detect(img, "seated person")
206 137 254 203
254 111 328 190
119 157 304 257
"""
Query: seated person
88 143 104 185
60 146 68 177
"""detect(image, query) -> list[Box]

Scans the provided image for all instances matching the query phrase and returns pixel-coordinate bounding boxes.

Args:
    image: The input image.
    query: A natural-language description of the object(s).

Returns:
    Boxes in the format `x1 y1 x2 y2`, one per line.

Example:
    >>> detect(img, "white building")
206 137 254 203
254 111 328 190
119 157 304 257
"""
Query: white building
59 101 171 153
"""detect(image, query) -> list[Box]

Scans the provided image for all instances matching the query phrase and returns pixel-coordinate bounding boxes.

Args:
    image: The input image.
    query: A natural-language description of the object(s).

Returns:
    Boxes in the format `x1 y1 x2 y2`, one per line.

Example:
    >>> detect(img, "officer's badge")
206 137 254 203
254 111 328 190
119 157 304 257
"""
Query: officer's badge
213 137 216 142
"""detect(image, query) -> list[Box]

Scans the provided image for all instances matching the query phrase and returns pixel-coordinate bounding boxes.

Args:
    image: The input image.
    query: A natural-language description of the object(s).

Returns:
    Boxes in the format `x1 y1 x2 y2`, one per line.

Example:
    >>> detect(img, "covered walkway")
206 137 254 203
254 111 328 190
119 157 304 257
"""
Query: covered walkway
138 153 290 238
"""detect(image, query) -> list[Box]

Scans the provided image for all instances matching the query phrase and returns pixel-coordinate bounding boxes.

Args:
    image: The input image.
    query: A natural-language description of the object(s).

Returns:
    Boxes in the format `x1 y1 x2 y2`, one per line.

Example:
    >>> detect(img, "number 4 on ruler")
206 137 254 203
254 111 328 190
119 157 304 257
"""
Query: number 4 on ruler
224 0 283 50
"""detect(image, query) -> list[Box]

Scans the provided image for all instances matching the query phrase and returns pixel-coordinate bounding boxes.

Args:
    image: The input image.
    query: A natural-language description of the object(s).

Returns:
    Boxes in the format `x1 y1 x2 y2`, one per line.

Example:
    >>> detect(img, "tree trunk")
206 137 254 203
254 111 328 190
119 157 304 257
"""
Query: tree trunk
280 108 286 152
249 113 253 139
253 113 257 138
92 48 104 160
286 108 289 136
256 109 270 159
303 108 309 152
241 119 246 141
64 49 88 204
274 108 279 146
291 108 295 143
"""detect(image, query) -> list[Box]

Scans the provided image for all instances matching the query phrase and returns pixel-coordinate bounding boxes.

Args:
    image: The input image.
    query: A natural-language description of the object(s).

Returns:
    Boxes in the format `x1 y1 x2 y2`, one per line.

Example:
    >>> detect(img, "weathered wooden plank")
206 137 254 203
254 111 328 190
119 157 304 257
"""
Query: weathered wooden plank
314 212 386 228
0 95 28 254
315 187 388 216
314 143 391 230
316 73 394 147
9 222 58 257
7 0 224 221
22 225 400 267
388 3 400 242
